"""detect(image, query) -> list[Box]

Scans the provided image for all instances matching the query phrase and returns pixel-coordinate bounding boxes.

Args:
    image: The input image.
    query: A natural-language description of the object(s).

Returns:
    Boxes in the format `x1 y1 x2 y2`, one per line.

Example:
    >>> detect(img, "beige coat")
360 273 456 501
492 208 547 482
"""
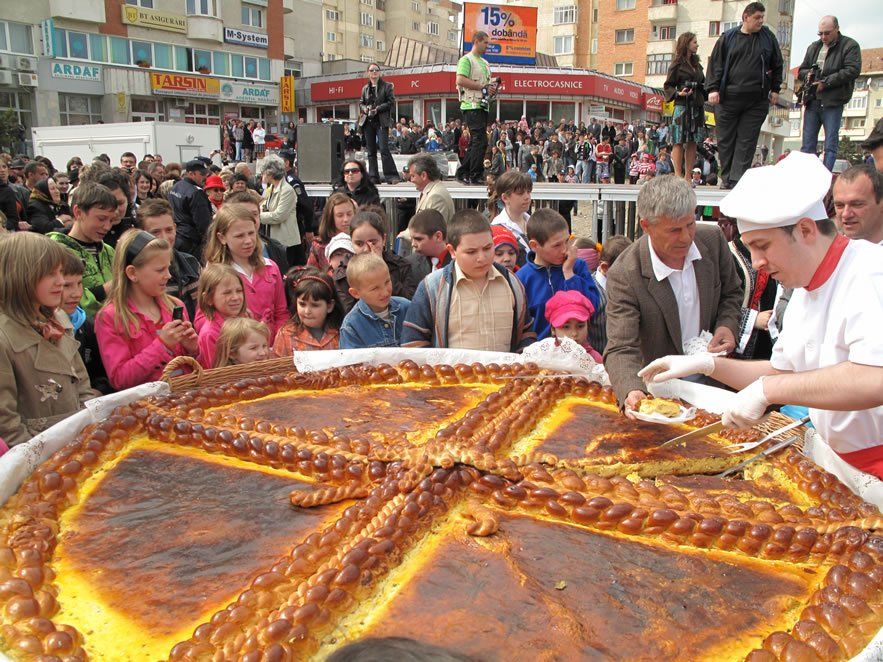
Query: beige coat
260 179 302 248
0 311 98 446
415 180 455 225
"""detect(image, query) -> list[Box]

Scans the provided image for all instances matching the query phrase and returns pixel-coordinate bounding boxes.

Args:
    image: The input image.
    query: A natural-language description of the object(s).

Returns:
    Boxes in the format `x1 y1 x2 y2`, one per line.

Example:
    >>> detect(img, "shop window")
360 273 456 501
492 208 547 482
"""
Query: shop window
0 91 32 149
90 34 108 62
424 99 442 127
396 101 413 122
445 99 462 122
318 106 335 121
59 94 102 126
551 102 575 124
185 102 220 125
0 21 34 55
132 98 165 122
193 49 212 74
110 37 131 65
525 100 549 124
240 106 265 121
498 100 522 123
131 41 153 67
334 105 351 119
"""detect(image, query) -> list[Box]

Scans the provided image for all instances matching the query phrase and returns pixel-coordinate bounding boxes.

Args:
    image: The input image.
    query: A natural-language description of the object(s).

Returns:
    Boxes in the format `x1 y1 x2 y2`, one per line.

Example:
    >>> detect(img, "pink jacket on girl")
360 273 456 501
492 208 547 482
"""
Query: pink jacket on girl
197 314 226 369
234 258 288 342
95 299 194 390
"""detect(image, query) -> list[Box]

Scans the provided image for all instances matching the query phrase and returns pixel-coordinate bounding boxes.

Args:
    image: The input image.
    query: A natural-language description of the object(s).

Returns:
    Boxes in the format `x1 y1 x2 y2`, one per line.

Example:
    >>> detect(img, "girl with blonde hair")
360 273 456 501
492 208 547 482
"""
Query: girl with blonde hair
196 262 249 368
213 317 270 368
204 204 287 341
0 232 97 446
95 229 198 390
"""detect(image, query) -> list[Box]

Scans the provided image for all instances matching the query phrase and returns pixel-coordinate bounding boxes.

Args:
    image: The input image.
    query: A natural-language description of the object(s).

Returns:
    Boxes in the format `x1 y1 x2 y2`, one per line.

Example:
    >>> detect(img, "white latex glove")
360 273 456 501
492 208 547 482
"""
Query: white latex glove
721 378 770 429
637 353 715 384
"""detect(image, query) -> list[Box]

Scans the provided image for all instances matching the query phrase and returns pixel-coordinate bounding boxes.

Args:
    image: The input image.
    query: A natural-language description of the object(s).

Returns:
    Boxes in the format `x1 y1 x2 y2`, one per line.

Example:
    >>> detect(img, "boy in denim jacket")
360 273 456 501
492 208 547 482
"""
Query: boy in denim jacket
340 253 411 349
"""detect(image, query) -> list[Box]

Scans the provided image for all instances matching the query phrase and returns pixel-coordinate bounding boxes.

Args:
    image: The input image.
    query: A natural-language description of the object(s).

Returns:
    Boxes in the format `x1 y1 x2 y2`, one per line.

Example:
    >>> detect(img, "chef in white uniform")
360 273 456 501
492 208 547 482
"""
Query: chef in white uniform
639 151 883 478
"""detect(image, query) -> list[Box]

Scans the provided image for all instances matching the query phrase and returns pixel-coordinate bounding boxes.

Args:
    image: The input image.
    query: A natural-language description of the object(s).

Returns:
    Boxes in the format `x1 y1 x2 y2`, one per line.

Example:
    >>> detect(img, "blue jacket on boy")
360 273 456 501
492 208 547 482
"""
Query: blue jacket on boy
516 255 601 340
340 296 411 349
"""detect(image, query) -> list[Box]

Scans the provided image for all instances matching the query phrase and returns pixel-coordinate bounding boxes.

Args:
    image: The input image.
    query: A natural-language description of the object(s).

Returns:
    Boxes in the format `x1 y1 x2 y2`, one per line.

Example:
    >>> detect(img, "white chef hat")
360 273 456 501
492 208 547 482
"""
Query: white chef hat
720 151 832 234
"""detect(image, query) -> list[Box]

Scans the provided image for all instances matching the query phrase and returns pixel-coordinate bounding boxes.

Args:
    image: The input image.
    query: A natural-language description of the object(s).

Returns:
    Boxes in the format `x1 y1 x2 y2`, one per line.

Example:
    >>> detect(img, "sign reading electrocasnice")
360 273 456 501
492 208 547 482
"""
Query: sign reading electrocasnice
461 2 538 65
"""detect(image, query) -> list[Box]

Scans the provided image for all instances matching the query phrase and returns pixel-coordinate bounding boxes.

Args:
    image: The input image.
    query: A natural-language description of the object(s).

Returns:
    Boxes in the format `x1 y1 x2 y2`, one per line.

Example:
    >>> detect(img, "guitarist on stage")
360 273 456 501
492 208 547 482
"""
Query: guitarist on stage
359 64 400 184
455 31 500 185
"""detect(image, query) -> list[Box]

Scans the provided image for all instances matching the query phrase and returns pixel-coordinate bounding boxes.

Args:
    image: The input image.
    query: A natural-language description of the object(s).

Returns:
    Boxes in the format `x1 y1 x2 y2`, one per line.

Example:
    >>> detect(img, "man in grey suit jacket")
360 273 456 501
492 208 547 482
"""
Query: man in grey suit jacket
604 176 744 410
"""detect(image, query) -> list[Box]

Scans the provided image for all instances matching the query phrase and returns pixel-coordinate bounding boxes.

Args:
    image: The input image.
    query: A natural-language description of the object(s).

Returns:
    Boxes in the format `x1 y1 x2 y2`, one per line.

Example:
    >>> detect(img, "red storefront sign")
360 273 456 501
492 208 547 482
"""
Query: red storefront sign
310 70 645 107
311 72 456 102
643 92 664 111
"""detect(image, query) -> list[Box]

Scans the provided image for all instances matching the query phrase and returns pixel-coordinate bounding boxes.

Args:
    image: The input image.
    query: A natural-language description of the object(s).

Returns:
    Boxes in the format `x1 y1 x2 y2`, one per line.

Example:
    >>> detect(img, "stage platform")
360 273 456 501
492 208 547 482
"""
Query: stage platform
303 182 729 206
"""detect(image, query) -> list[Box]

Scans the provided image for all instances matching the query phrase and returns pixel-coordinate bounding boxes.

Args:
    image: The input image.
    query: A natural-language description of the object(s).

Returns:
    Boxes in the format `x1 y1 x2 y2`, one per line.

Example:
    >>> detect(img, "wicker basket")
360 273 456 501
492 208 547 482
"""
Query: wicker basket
160 356 297 393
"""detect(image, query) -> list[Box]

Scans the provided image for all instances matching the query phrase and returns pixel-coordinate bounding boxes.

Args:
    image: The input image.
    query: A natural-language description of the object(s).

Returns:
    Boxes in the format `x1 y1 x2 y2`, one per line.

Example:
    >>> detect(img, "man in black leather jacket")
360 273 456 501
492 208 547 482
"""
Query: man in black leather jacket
168 159 213 257
797 16 862 171
359 64 399 184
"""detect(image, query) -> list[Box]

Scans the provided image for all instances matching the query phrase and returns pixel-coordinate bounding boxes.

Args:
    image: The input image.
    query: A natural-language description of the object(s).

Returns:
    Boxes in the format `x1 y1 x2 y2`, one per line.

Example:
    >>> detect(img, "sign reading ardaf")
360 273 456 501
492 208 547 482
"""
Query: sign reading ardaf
220 82 278 105
51 61 101 82
223 28 269 49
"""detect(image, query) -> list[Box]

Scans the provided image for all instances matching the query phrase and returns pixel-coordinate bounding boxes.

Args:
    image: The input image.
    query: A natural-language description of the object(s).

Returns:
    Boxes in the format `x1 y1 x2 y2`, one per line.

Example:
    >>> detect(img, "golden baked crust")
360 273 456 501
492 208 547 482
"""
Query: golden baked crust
0 361 879 661
638 396 683 418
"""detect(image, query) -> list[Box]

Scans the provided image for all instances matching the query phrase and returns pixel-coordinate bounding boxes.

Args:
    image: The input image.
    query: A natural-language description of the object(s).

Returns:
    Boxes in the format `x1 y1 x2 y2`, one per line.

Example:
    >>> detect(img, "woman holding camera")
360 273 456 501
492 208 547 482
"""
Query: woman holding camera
664 32 707 180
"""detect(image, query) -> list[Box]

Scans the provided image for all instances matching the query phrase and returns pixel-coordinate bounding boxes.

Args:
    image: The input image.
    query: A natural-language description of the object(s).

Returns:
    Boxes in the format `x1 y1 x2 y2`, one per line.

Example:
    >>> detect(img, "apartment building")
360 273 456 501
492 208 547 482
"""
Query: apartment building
788 48 883 153
0 0 324 138
593 0 794 154
321 0 460 65
505 0 597 69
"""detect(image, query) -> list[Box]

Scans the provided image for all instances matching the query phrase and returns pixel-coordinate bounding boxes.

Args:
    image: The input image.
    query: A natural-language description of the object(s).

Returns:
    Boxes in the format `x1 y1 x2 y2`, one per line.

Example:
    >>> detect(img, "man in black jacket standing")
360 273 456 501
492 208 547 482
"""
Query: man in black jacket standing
706 2 784 189
359 64 399 184
168 159 213 257
797 16 861 171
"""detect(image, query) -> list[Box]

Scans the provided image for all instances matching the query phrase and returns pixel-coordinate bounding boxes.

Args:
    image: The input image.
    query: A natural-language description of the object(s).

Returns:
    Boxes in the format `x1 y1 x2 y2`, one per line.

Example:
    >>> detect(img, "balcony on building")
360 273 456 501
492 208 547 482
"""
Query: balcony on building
187 15 224 42
282 0 295 14
284 36 296 58
49 0 105 23
648 0 677 23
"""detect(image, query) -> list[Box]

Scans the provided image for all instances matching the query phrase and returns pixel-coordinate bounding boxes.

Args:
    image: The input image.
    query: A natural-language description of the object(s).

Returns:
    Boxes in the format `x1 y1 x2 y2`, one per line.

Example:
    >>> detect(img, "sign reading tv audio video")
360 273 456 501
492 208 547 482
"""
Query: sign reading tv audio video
462 3 538 65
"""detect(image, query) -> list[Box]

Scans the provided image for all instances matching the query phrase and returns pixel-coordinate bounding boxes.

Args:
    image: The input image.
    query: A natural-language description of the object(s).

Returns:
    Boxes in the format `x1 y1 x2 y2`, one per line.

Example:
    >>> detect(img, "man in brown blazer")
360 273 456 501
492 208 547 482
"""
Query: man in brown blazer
604 175 744 411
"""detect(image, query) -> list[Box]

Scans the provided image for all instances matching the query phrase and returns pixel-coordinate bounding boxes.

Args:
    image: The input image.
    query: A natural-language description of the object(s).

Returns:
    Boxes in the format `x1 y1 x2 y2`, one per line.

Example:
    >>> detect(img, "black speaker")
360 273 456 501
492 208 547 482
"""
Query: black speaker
297 123 345 183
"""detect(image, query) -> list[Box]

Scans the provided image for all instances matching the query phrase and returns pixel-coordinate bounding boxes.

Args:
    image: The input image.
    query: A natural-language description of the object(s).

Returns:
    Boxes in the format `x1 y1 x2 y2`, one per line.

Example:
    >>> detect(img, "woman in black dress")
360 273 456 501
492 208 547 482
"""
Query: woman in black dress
664 32 707 180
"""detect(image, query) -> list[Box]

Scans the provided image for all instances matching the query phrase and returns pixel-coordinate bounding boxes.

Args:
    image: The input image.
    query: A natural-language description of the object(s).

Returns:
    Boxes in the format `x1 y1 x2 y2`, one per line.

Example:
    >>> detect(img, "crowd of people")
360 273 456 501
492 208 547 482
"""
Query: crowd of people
0 137 880 473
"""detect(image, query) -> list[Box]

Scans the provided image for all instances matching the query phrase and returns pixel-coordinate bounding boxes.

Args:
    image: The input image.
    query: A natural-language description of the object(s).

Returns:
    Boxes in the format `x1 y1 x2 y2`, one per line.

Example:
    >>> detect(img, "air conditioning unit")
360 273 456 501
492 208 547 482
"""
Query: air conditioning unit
0 71 13 86
175 98 189 107
18 73 39 87
16 56 38 72
0 54 10 70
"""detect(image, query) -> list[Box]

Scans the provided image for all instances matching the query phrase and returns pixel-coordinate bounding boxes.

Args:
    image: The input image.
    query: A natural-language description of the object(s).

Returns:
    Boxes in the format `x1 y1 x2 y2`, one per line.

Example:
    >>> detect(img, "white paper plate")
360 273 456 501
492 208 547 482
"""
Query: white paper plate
626 405 697 425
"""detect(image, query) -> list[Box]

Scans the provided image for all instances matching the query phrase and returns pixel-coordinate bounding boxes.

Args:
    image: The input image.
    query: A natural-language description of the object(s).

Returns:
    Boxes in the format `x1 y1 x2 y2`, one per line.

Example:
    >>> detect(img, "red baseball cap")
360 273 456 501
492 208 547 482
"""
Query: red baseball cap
544 290 595 328
491 225 519 251
204 175 225 191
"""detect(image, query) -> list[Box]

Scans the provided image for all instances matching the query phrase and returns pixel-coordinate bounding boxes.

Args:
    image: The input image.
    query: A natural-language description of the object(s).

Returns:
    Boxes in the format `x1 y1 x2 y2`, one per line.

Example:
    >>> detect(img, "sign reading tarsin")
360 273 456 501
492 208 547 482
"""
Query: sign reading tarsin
122 5 187 33
280 76 295 113
150 73 220 98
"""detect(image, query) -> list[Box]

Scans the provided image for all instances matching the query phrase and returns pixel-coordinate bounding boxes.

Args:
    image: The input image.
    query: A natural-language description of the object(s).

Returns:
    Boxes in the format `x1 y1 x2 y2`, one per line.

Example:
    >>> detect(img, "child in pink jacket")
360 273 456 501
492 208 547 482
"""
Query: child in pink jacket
196 263 250 368
96 230 199 390
203 204 288 343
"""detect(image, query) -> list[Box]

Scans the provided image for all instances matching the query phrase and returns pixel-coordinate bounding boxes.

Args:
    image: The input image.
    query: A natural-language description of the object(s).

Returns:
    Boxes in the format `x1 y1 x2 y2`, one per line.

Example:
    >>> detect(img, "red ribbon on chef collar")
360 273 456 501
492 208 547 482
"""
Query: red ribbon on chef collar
806 234 849 292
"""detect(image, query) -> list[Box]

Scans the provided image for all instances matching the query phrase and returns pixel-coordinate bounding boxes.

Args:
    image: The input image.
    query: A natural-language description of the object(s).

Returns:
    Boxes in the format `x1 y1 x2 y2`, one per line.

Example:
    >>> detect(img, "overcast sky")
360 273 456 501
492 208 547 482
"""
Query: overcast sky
789 0 880 66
